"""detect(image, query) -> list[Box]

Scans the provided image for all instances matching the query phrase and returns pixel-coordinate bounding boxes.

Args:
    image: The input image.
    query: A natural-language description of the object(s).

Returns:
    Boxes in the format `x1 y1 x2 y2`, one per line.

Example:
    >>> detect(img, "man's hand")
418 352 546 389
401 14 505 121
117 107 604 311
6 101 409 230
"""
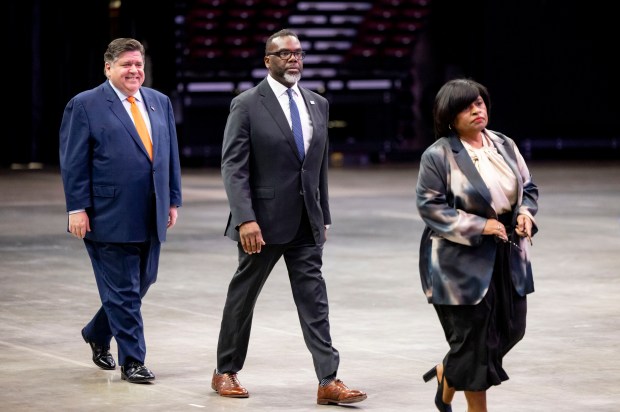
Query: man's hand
167 206 178 228
239 221 266 254
68 211 90 239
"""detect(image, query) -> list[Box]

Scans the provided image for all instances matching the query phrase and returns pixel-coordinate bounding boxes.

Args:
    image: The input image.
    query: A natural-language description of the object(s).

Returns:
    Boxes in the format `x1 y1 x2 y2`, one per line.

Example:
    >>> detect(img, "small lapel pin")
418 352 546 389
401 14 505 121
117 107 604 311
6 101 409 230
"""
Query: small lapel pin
150 106 155 111
310 101 315 105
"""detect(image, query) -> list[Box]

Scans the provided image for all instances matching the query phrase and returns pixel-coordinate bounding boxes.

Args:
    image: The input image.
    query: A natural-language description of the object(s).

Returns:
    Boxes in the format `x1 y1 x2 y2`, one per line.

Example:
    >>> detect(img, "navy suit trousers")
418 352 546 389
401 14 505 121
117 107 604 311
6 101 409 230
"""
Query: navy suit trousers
82 238 160 367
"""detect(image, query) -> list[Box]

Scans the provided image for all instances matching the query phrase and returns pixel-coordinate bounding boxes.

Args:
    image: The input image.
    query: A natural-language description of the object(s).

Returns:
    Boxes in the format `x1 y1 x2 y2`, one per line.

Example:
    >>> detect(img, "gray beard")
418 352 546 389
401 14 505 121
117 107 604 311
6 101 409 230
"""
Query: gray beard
284 72 301 84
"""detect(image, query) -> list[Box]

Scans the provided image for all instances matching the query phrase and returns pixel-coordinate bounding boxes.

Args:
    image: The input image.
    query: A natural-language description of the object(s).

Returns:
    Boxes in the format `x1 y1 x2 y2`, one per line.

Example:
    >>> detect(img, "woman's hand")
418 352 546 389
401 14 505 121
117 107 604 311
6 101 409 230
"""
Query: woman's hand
484 218 508 242
515 214 533 245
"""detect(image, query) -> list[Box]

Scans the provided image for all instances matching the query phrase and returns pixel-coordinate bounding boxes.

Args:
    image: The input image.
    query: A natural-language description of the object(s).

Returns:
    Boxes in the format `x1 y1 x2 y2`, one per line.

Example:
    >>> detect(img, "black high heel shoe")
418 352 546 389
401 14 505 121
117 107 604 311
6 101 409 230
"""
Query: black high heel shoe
422 365 452 412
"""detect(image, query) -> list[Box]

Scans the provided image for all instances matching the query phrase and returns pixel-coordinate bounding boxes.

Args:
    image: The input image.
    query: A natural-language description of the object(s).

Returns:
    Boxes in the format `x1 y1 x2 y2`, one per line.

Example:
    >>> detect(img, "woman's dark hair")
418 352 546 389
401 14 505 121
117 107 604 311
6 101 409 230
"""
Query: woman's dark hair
432 78 491 139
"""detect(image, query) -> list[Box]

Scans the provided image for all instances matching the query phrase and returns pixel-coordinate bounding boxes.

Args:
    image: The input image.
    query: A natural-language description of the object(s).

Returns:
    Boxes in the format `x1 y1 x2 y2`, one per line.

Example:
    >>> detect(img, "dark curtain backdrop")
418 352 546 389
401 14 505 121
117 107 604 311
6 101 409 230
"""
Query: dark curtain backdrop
425 0 616 144
4 0 175 167
4 0 617 167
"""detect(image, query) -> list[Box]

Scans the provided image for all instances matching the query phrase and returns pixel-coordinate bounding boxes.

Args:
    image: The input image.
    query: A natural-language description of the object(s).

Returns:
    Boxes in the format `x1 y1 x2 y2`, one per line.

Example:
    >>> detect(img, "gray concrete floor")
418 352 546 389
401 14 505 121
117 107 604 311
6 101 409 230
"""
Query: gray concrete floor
0 160 619 411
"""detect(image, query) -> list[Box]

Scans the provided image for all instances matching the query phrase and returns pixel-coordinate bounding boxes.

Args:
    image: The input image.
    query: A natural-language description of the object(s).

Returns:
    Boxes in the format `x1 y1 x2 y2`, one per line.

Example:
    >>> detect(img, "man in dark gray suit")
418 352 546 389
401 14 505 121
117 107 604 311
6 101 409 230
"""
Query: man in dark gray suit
211 29 367 406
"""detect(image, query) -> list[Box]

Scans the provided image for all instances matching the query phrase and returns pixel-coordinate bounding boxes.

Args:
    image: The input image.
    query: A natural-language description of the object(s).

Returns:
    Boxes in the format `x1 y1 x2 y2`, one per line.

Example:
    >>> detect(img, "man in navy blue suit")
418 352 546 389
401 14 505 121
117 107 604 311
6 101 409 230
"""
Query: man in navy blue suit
59 38 182 383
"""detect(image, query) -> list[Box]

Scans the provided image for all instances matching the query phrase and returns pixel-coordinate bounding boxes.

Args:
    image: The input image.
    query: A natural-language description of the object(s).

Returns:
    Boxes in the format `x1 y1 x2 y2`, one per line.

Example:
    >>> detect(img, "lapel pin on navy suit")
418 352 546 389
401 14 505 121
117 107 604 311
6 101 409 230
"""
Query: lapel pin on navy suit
310 101 315 105
150 106 155 111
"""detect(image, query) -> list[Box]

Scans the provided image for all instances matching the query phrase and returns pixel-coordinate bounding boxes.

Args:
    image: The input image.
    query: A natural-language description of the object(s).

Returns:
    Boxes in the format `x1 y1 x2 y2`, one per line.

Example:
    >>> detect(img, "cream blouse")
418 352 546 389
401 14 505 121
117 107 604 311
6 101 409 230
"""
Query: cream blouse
460 131 517 214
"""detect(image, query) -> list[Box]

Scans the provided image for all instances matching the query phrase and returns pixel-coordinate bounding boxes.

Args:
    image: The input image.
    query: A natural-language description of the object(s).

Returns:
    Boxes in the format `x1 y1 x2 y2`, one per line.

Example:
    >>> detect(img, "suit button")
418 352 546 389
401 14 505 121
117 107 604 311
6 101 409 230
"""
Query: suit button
299 190 304 195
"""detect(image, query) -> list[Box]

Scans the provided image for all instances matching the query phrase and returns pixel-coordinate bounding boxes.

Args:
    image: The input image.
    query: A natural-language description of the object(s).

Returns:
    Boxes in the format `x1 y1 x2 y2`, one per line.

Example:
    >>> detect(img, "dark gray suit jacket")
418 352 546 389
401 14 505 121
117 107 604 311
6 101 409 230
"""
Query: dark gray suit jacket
221 78 331 245
416 130 539 305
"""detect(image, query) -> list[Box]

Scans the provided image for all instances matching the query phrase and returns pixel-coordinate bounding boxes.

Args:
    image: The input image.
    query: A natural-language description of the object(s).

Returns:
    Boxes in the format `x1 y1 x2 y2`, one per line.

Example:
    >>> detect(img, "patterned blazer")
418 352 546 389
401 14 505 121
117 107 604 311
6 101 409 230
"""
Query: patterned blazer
416 130 539 305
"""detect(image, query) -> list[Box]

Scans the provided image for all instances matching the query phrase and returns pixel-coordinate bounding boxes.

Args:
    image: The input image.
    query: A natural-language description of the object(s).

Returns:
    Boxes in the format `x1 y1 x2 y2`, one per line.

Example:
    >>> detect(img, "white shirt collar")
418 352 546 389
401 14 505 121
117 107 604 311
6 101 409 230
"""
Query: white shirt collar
108 80 144 102
267 75 300 98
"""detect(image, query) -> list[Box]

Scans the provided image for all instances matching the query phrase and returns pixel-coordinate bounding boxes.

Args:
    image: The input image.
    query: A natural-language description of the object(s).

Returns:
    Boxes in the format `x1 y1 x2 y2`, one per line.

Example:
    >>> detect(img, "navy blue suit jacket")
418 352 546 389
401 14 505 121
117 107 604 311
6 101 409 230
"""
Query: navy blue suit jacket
60 81 182 243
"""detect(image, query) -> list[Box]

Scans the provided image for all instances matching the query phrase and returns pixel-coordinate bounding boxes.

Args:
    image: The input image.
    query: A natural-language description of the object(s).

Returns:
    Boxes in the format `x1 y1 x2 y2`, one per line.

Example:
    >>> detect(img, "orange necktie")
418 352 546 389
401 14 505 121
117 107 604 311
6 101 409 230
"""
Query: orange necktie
127 96 153 160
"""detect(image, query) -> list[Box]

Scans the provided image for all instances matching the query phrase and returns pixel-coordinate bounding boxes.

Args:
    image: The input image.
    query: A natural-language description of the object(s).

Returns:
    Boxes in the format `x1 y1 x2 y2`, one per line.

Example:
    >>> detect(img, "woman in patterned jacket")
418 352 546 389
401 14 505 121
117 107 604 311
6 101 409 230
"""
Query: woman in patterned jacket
416 78 539 412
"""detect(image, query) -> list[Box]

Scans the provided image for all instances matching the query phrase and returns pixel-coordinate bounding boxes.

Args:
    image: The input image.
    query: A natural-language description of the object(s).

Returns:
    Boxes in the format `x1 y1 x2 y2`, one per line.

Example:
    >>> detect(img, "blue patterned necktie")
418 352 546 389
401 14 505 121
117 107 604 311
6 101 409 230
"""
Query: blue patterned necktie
287 88 305 160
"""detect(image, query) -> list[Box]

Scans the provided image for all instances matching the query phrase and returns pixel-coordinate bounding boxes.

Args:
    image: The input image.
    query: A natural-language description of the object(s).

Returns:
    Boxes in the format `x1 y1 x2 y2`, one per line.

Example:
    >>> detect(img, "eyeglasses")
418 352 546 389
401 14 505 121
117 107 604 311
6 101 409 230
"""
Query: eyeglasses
266 50 306 60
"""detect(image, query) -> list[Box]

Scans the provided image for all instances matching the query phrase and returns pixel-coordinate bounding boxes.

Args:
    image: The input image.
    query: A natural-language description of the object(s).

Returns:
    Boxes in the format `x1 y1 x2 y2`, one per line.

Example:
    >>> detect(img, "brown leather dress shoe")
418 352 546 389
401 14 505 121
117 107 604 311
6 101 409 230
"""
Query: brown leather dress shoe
317 378 367 405
211 369 249 398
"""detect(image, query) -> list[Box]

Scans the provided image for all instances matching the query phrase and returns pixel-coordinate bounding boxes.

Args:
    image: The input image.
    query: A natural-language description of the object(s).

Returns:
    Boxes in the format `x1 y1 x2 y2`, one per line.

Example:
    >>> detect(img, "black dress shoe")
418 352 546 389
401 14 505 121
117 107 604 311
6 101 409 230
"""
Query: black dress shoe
81 328 116 370
121 361 155 383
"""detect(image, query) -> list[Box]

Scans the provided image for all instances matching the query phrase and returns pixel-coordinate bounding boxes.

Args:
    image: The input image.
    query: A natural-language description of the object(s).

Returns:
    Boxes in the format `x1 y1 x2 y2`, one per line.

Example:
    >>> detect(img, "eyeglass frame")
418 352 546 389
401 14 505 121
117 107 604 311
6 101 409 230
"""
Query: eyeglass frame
266 49 306 60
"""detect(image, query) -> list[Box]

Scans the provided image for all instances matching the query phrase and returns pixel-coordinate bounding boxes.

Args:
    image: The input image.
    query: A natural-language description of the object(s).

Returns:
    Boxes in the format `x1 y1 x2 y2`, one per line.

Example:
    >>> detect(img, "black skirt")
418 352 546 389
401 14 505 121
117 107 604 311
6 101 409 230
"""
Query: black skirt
433 238 527 391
